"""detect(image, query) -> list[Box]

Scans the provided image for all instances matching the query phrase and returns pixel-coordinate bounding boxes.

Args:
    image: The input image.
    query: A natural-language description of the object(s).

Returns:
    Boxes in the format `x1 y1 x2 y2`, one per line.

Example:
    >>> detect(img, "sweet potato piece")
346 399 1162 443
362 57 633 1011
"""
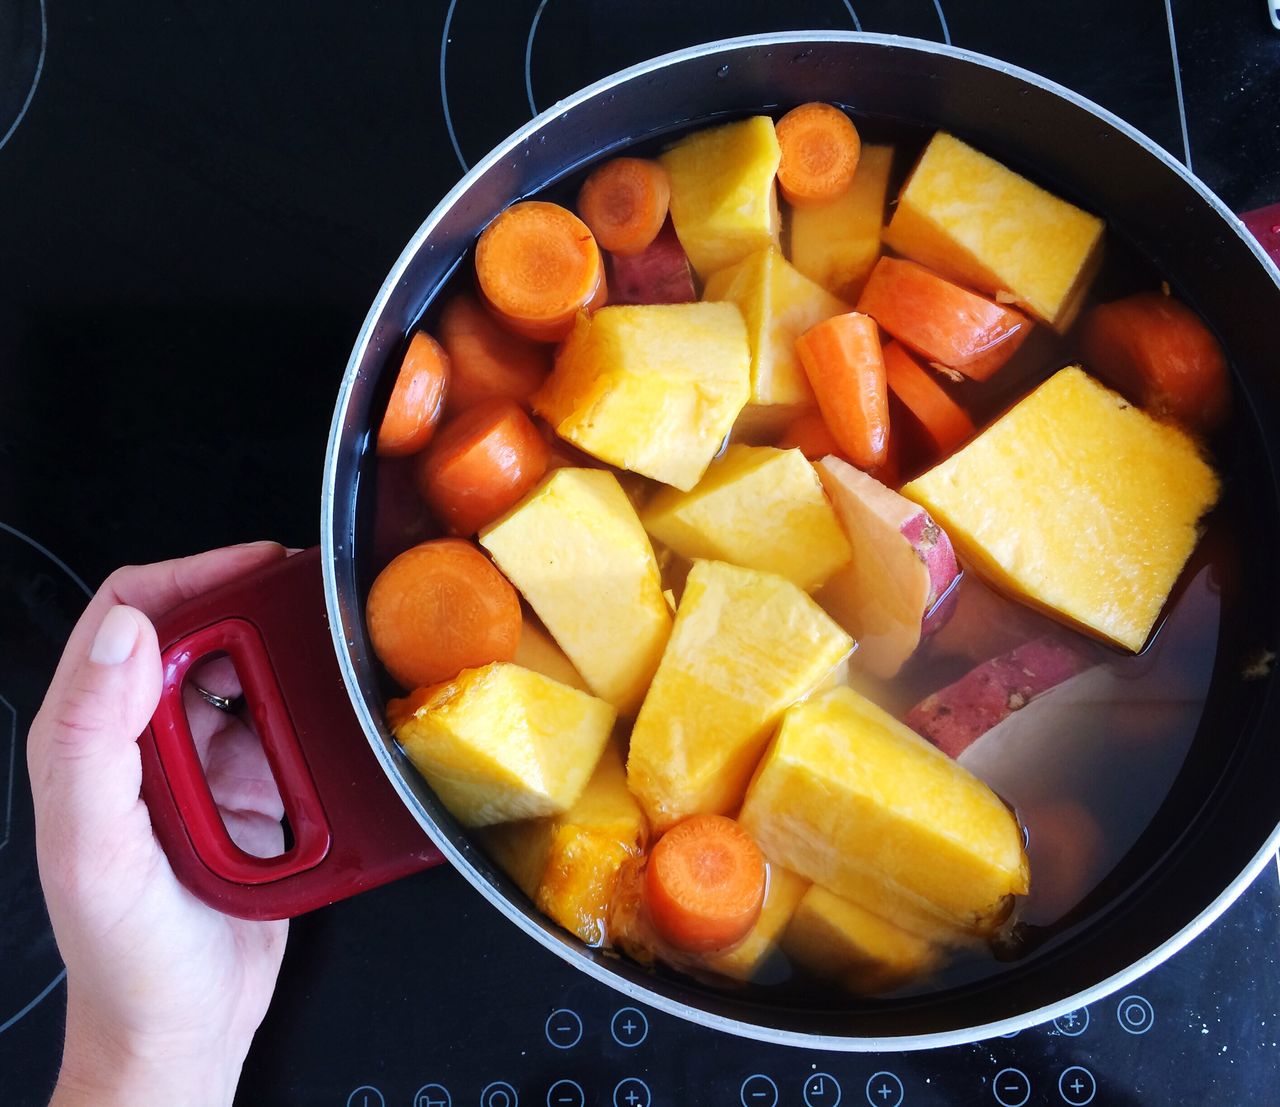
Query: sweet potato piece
606 219 697 305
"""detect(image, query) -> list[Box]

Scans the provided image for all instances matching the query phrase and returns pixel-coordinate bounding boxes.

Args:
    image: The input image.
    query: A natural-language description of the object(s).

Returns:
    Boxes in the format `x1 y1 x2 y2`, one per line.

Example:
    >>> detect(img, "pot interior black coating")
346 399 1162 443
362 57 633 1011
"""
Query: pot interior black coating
326 35 1280 1043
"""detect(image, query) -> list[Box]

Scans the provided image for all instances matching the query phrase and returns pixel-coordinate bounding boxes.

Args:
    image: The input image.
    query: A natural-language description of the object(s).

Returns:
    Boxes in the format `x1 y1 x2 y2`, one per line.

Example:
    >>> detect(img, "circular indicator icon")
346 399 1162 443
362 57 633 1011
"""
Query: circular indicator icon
1058 1066 1097 1105
1117 994 1154 1035
992 1067 1031 1107
804 1071 842 1106
545 1008 583 1049
864 1071 904 1107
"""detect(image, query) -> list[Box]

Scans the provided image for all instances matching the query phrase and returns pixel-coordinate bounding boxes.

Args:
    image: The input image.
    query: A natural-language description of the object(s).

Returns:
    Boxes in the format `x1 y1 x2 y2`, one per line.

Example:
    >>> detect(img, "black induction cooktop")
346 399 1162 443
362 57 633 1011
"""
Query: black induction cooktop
2 3 1279 1105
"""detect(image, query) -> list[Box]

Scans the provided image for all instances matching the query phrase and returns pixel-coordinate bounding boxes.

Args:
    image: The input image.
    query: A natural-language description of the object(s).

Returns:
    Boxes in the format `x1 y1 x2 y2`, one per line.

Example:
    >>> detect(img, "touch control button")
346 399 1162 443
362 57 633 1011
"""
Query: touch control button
1058 1066 1097 1105
545 1008 583 1049
1054 1008 1090 1036
740 1074 779 1107
546 1079 585 1107
610 1007 649 1047
992 1068 1031 1107
413 1085 452 1107
346 1087 385 1107
1117 994 1154 1035
865 1071 903 1107
481 1081 519 1107
613 1077 651 1107
804 1072 842 1106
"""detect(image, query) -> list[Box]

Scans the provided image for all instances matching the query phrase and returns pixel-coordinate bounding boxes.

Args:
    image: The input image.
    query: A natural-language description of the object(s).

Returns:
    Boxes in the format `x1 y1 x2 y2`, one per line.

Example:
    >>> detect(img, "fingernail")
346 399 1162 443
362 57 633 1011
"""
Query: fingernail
90 606 140 666
231 540 281 551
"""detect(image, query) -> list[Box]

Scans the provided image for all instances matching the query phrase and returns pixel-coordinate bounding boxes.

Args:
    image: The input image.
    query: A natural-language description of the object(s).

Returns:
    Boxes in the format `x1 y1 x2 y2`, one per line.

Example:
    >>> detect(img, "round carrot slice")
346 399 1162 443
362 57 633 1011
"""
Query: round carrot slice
776 102 862 207
376 332 451 458
577 157 671 257
437 293 552 414
475 201 606 342
366 538 521 689
645 815 767 953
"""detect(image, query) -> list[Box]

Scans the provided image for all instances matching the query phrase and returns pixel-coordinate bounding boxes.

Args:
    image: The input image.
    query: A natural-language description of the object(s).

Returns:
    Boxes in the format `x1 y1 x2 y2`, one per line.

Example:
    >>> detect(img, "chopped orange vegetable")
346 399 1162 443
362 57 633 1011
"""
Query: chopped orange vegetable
376 332 451 458
794 311 889 470
775 103 862 208
1080 290 1229 432
645 815 767 953
367 538 521 689
475 201 607 342
577 157 671 257
777 408 845 461
883 341 976 459
416 400 551 535
436 294 551 414
855 257 1031 382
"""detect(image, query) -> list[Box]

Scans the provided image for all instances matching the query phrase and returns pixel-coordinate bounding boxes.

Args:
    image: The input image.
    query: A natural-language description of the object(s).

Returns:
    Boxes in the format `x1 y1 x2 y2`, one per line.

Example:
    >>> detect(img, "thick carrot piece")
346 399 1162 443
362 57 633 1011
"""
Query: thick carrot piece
475 201 606 342
645 815 766 953
416 399 551 535
578 157 671 257
1080 290 1229 432
376 332 451 458
437 294 552 414
795 311 889 470
883 341 975 459
775 102 861 207
777 408 845 461
856 256 1031 382
367 538 521 689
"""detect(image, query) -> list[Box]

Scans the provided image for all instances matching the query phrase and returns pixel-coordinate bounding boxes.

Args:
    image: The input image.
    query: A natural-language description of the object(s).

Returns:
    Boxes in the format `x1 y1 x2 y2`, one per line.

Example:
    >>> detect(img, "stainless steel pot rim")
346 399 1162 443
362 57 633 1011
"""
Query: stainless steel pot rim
321 30 1280 1051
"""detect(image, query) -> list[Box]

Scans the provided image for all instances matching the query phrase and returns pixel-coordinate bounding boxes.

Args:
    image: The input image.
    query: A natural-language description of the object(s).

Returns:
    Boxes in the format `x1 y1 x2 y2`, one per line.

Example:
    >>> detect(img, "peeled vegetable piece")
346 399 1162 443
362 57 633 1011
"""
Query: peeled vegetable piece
884 132 1104 331
706 866 810 981
661 115 782 280
703 244 849 414
781 884 940 994
627 560 853 832
790 145 893 301
533 302 750 491
641 445 852 592
606 219 697 306
388 662 615 827
480 468 672 715
815 457 960 679
740 686 1029 934
901 366 1220 652
511 620 589 692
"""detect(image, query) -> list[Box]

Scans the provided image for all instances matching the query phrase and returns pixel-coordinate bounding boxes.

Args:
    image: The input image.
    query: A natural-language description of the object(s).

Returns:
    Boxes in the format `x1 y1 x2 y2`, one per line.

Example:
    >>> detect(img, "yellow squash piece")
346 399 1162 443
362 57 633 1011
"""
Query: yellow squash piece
884 132 1104 330
782 884 940 994
627 559 853 832
900 366 1220 652
661 115 782 280
790 144 894 301
641 445 852 591
389 662 615 827
707 866 810 981
512 620 588 692
703 244 849 417
740 686 1028 934
480 468 672 714
533 303 750 491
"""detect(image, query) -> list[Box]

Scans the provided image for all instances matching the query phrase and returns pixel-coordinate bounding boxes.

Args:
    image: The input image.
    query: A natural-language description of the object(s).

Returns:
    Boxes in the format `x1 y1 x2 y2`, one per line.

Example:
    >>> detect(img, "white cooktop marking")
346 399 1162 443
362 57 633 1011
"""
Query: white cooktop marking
933 0 952 45
0 0 48 154
440 0 468 172
1163 0 1192 170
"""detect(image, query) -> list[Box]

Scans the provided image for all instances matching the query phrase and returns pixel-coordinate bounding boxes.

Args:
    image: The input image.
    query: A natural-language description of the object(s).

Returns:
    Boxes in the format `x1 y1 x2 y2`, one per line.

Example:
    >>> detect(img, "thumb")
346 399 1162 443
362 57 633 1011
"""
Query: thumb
28 605 163 847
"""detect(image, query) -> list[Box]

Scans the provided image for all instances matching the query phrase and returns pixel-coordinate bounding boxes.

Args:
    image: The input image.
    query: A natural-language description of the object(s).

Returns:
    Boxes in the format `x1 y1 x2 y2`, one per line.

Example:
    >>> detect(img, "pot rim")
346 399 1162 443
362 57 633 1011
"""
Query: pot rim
321 29 1280 1051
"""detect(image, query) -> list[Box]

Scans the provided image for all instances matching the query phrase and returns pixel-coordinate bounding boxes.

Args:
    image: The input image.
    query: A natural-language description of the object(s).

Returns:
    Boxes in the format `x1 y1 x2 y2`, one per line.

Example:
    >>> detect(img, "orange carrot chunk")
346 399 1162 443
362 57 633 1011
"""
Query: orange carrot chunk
882 341 976 460
376 332 451 458
777 408 846 461
577 157 671 257
775 102 862 207
367 538 521 689
645 815 767 953
1080 290 1230 432
475 201 606 343
795 311 890 471
437 293 552 414
856 256 1030 382
416 399 551 536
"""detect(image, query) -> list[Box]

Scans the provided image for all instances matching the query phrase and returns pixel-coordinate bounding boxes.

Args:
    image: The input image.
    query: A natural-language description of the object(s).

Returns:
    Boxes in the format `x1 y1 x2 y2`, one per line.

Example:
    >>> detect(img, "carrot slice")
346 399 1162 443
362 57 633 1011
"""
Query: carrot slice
415 399 551 535
883 341 975 459
795 311 890 470
475 201 607 342
577 157 671 257
1080 290 1229 432
645 815 766 953
437 293 552 414
777 408 846 461
856 257 1030 382
376 332 451 458
367 538 521 689
775 102 862 207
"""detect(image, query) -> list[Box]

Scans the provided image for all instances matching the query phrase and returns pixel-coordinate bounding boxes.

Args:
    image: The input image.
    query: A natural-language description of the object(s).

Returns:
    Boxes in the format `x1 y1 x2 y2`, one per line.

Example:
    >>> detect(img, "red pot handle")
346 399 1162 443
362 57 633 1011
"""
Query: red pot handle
138 547 444 919
1242 203 1280 268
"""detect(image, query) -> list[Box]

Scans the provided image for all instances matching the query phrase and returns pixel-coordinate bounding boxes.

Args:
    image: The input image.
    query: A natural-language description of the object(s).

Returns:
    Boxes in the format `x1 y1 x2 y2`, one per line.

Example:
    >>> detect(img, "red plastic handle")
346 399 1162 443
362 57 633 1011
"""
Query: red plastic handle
1242 203 1280 268
138 547 443 919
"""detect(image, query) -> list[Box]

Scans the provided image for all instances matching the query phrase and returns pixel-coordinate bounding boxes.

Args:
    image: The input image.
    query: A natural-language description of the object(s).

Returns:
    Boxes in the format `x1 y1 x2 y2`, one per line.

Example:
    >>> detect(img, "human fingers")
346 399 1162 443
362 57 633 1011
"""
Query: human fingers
205 724 285 822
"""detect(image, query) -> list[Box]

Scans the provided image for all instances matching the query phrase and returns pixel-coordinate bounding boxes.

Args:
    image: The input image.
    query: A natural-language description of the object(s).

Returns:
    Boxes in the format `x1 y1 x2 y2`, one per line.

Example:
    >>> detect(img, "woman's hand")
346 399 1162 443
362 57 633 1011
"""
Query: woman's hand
27 542 292 1107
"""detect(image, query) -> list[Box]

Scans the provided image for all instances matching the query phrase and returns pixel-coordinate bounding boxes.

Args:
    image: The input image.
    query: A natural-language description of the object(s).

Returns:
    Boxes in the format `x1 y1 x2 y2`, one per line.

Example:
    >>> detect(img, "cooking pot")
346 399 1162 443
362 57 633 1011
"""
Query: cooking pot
137 32 1280 1050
